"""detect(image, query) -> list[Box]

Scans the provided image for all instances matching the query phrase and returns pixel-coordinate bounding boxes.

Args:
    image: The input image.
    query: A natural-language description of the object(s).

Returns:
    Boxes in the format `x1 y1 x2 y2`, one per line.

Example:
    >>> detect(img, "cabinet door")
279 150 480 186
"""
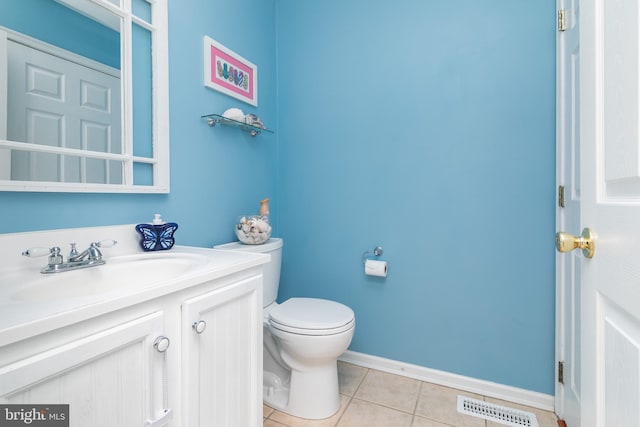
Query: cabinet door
182 276 262 427
0 312 168 427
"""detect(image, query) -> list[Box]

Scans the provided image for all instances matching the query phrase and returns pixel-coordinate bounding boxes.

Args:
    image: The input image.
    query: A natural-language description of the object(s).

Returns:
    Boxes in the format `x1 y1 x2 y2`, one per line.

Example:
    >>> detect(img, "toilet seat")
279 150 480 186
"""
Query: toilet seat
269 298 355 336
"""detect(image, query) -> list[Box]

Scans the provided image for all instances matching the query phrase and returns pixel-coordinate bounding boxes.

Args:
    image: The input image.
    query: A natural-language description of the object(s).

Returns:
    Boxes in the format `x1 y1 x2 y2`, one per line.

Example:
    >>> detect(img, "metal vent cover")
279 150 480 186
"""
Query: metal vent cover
457 396 539 427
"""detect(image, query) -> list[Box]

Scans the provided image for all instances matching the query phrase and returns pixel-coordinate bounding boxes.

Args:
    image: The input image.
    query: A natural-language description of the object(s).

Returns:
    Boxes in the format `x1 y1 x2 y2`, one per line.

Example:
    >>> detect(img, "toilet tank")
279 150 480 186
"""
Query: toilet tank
213 237 282 307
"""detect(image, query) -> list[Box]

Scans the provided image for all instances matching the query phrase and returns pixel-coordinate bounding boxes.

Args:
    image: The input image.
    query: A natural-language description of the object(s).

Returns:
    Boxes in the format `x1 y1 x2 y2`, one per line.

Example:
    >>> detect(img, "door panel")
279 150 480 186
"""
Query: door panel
580 0 640 425
182 277 262 427
0 312 165 427
602 297 640 426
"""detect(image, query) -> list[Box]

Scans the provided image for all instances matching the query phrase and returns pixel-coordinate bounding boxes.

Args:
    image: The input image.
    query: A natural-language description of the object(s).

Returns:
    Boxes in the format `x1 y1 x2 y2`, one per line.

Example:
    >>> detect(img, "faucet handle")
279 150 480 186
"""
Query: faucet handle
94 239 117 248
22 246 63 268
85 239 117 261
69 243 79 258
22 247 56 257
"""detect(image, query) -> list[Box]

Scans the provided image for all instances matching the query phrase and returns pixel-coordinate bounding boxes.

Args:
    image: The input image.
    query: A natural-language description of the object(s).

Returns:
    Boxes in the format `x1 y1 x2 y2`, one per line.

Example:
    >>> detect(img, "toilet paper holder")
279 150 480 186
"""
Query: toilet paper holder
362 246 384 264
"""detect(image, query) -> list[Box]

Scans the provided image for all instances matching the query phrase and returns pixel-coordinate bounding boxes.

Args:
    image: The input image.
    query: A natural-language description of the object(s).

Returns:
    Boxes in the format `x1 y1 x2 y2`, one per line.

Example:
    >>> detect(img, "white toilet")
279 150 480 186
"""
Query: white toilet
214 237 355 420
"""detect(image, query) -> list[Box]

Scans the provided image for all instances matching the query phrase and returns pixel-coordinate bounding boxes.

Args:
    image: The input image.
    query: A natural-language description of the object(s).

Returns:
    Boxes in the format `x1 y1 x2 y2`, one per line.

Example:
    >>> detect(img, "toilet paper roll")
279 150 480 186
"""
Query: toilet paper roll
365 259 388 277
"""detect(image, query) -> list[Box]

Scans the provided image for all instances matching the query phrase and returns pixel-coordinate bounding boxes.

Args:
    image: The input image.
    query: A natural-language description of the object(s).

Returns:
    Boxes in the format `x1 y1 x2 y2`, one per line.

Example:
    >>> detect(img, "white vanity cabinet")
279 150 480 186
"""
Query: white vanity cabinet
182 275 262 427
0 311 168 426
0 238 266 427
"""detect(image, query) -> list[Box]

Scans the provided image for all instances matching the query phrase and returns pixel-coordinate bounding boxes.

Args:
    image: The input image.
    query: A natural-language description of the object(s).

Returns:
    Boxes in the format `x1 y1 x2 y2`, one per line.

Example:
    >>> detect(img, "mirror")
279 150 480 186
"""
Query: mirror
0 0 169 193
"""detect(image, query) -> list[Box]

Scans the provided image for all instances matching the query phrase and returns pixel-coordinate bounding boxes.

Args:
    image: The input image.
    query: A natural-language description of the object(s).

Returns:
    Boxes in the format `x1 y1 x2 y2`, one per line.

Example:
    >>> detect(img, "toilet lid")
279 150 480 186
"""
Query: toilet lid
269 298 354 334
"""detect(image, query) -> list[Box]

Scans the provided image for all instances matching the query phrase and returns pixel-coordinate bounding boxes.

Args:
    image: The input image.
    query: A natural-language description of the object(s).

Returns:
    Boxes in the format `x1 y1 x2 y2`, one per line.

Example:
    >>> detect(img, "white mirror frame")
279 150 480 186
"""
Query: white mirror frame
0 0 170 193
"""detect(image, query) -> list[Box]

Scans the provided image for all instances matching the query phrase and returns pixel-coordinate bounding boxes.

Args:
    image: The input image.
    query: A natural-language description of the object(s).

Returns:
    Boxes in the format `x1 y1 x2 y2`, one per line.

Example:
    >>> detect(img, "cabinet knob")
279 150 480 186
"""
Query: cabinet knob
192 320 207 334
153 336 170 352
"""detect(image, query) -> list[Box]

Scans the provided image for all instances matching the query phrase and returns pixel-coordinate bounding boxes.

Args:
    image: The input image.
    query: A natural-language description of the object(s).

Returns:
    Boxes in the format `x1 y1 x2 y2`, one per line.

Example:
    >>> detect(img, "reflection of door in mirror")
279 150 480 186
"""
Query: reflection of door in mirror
6 32 122 184
0 0 121 185
0 0 170 193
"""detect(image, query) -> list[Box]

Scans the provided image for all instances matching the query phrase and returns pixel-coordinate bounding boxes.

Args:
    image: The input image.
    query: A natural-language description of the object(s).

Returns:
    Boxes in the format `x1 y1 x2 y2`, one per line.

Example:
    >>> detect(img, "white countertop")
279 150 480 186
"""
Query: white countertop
0 225 268 347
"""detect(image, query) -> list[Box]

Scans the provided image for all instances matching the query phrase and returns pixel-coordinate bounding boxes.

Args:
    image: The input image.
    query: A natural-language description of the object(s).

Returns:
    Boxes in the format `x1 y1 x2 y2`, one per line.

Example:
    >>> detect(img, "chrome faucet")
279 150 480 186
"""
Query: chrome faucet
68 241 105 263
22 239 117 274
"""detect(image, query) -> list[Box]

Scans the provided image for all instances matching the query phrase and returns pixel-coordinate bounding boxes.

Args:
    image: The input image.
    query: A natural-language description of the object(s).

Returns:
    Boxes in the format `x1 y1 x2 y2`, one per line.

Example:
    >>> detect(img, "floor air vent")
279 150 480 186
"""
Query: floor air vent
457 396 539 427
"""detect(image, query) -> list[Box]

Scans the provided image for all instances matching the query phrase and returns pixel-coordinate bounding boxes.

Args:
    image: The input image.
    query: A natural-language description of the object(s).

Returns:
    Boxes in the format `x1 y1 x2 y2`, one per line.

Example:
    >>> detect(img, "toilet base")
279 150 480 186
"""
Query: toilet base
263 363 341 420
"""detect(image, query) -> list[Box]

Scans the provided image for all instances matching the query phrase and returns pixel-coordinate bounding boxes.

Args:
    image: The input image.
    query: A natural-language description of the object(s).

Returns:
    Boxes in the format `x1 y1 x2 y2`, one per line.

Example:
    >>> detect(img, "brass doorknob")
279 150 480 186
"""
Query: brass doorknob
555 228 595 259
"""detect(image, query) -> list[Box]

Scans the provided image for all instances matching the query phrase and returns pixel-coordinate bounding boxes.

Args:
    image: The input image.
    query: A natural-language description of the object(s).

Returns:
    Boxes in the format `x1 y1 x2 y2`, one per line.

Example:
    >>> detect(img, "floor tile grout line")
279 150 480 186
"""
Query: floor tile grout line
333 365 370 426
351 367 424 416
348 396 419 417
334 394 353 427
410 413 462 427
410 381 428 427
411 379 424 415
351 365 370 397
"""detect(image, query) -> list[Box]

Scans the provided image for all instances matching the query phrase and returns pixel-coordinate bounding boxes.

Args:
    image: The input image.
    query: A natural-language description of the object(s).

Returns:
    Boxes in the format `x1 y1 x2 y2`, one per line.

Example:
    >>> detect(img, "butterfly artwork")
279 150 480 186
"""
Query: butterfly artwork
135 223 179 251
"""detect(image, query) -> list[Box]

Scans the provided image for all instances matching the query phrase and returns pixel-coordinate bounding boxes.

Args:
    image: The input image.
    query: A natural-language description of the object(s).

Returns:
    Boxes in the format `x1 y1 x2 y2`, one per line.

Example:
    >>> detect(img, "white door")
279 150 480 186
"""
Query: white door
6 35 121 184
560 0 640 425
555 1 581 426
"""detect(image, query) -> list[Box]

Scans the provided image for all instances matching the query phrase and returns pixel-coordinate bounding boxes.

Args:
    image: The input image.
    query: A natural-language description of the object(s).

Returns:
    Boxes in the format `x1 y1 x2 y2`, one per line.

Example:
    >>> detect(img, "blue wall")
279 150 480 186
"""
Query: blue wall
0 0 556 395
275 0 556 394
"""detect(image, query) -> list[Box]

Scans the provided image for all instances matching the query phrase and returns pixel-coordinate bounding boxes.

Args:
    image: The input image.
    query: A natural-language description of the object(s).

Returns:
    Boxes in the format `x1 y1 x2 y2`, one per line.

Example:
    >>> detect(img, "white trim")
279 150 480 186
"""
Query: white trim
0 29 8 181
151 0 170 192
339 350 555 412
0 26 120 78
55 0 121 31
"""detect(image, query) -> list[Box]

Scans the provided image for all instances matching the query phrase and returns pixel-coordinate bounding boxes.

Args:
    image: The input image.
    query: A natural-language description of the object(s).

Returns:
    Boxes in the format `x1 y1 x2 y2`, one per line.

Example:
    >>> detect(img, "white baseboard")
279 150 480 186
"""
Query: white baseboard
339 350 555 412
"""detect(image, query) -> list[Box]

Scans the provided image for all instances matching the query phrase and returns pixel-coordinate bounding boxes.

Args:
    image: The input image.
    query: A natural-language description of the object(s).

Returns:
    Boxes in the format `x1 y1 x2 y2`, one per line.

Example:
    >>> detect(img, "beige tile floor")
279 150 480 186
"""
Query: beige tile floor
263 362 559 427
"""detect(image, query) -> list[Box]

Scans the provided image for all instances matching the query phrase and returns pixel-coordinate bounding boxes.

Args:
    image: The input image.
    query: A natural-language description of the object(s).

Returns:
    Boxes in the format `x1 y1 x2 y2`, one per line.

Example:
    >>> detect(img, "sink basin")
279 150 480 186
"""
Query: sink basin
8 252 211 303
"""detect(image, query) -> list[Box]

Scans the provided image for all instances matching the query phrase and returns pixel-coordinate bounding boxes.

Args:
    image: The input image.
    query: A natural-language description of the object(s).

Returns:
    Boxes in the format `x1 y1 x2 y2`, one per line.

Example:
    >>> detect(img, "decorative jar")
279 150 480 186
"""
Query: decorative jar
235 215 271 244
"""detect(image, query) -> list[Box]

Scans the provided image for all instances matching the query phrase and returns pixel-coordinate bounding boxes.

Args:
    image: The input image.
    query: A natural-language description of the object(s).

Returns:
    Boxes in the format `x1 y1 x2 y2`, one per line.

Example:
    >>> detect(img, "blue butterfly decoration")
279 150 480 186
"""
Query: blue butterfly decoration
135 223 178 251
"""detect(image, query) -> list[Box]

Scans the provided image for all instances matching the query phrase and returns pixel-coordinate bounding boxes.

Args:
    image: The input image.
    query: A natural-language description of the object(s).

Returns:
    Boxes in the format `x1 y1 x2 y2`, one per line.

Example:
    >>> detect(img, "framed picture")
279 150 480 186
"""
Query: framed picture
203 36 258 106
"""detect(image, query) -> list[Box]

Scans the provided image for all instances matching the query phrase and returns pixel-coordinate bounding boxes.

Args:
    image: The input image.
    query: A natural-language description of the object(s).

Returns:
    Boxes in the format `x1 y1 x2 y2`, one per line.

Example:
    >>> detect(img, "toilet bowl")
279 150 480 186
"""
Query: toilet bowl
266 297 355 418
214 238 355 419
